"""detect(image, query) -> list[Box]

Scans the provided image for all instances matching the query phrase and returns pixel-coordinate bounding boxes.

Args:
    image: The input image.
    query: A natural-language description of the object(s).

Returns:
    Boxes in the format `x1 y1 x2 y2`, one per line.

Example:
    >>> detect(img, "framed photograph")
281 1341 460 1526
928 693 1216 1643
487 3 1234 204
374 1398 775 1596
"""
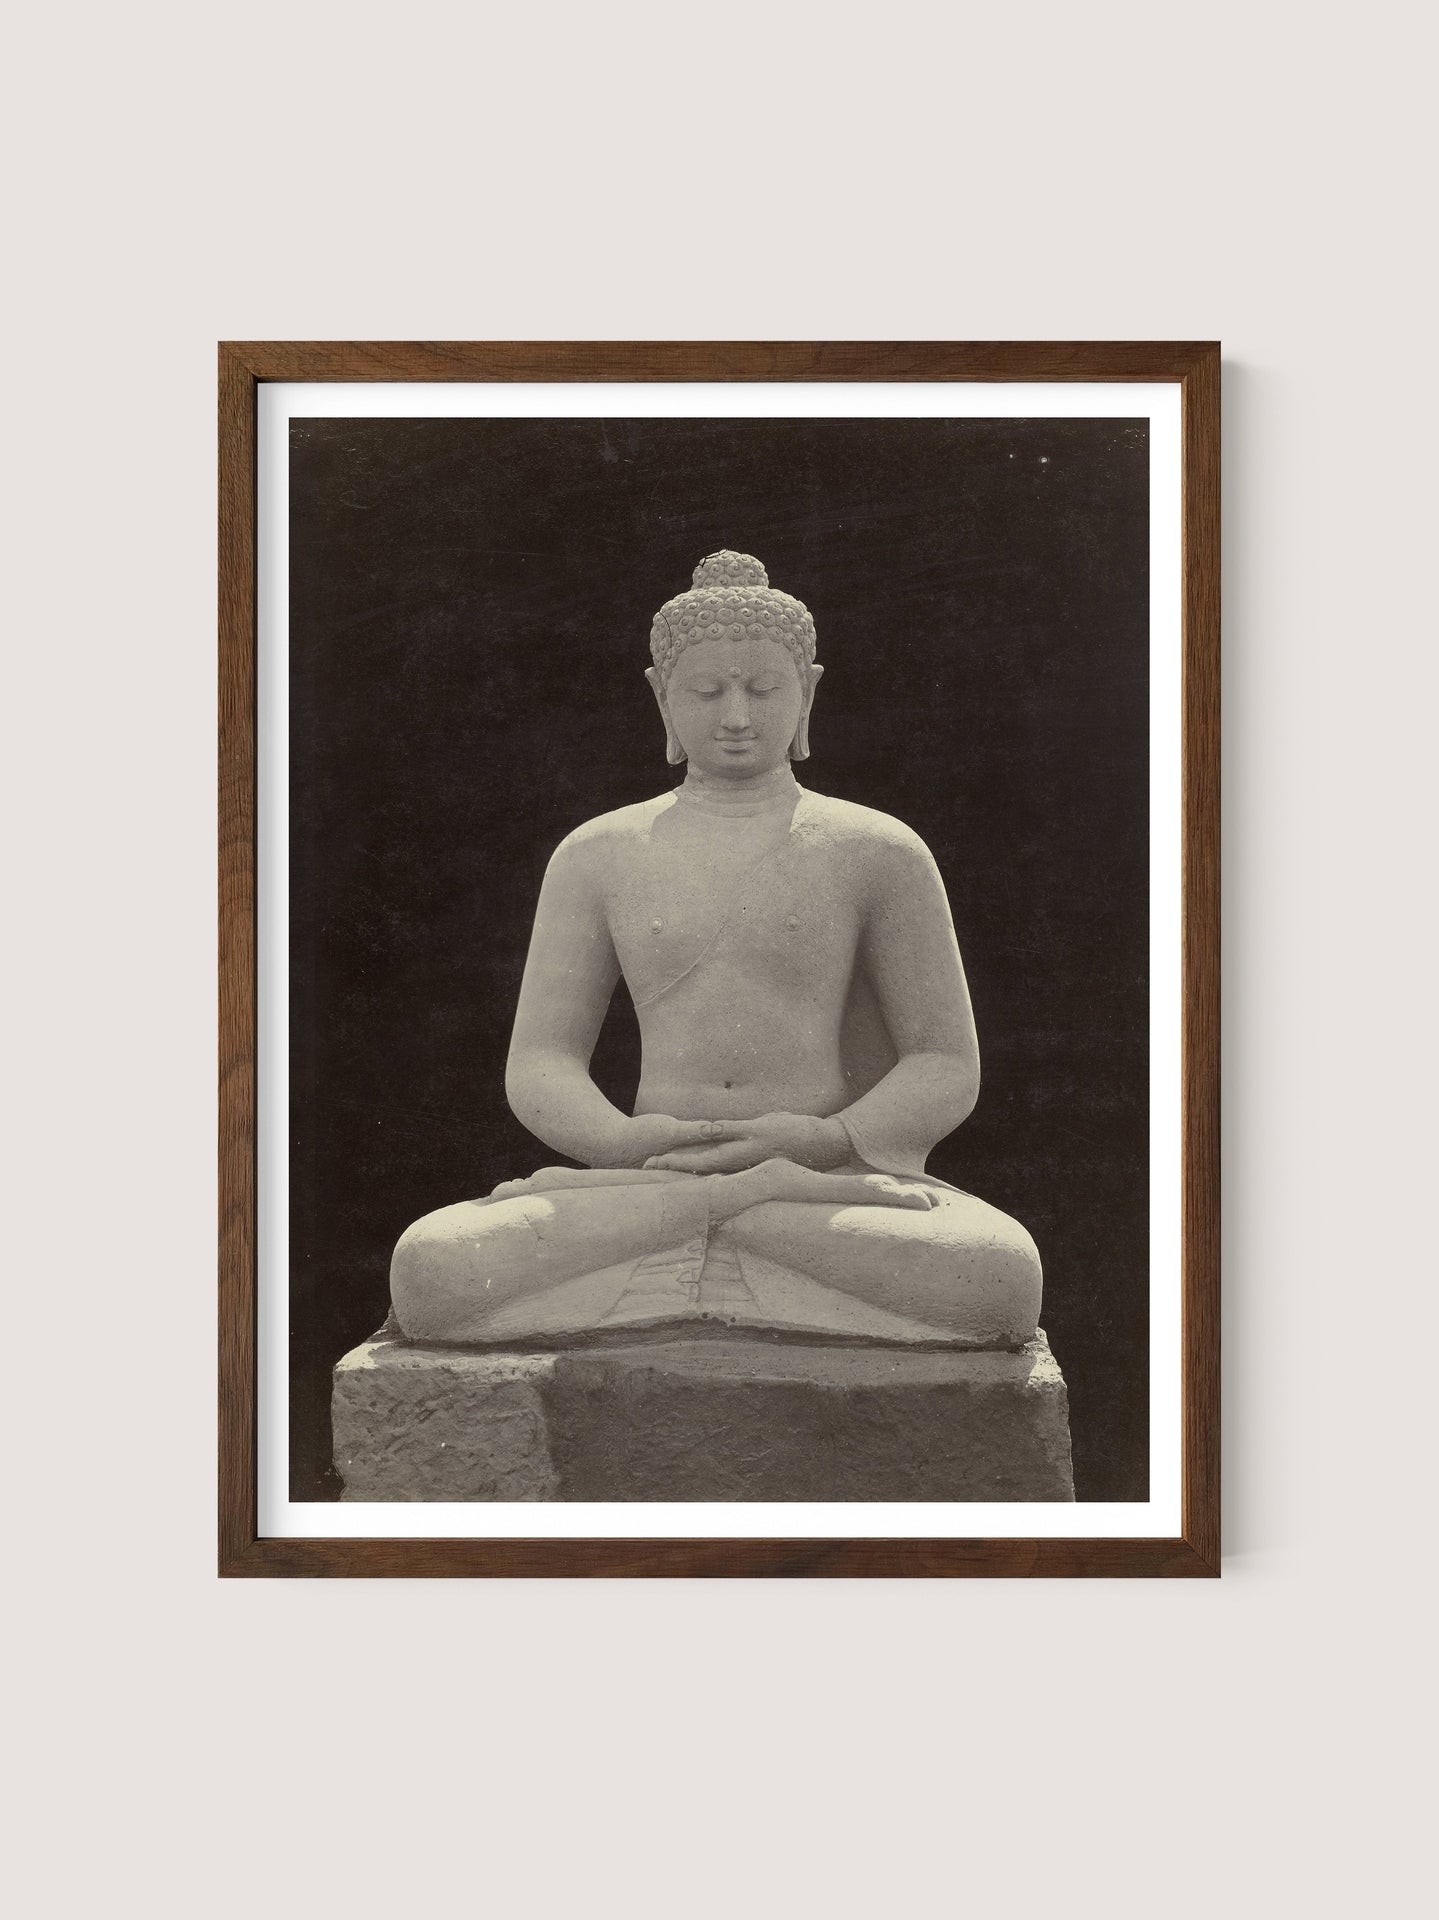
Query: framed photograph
219 341 1218 1577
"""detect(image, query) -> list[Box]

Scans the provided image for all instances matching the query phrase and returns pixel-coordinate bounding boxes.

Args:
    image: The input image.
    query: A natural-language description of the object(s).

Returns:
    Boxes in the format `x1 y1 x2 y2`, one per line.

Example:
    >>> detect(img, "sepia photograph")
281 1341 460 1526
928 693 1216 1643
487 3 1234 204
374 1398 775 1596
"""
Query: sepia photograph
267 393 1174 1524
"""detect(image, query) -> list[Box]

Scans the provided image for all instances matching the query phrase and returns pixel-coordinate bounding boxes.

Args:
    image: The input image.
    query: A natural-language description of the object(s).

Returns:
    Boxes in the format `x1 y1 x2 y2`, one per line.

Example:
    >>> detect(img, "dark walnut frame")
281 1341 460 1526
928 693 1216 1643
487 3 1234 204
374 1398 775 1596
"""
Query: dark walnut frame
219 341 1219 1577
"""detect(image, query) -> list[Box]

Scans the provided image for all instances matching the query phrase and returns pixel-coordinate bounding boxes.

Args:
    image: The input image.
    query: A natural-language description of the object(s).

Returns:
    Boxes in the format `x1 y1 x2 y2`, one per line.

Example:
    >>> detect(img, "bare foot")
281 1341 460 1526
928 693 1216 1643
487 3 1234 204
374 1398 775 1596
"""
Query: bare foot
705 1157 937 1224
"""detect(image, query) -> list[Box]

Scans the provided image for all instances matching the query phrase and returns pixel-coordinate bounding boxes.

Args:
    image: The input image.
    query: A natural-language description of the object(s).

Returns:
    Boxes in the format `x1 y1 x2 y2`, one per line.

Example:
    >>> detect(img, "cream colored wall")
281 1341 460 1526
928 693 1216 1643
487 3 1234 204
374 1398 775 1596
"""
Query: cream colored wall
7 2 1432 1914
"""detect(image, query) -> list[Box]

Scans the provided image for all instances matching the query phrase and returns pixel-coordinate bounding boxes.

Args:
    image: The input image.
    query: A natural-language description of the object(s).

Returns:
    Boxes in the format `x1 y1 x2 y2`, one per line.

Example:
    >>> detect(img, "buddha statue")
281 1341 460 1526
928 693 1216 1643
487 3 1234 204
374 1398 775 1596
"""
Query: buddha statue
390 551 1043 1348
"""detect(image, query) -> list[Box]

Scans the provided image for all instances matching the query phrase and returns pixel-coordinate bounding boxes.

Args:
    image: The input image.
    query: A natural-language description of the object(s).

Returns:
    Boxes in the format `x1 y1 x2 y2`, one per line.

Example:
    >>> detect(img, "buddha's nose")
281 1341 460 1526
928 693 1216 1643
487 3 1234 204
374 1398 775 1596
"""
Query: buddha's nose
719 689 753 731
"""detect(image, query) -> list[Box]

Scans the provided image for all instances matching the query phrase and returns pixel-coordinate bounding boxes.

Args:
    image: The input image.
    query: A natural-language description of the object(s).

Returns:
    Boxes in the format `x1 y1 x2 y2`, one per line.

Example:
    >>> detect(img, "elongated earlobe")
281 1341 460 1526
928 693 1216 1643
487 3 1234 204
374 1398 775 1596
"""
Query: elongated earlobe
789 664 822 762
645 666 686 766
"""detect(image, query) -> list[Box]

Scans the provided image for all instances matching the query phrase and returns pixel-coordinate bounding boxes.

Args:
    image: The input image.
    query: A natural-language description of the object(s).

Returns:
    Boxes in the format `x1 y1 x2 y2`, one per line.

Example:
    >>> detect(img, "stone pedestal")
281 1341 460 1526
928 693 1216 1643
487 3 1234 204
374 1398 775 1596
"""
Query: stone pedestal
332 1328 1075 1502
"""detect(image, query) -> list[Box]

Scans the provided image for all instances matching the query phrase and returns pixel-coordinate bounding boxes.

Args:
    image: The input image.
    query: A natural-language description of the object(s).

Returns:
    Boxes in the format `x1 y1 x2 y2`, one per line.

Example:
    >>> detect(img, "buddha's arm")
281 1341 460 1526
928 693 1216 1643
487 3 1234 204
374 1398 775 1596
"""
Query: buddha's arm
836 832 981 1177
505 838 716 1169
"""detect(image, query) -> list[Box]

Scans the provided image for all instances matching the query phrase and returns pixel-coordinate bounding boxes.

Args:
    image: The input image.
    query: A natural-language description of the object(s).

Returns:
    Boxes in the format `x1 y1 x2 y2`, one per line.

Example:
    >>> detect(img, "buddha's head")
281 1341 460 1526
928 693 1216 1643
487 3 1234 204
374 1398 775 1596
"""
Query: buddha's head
646 551 823 777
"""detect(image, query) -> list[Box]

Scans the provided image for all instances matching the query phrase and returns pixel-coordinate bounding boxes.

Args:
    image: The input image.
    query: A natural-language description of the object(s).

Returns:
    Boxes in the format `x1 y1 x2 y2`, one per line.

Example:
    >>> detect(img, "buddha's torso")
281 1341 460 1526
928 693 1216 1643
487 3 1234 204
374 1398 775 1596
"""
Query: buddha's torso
579 782 896 1123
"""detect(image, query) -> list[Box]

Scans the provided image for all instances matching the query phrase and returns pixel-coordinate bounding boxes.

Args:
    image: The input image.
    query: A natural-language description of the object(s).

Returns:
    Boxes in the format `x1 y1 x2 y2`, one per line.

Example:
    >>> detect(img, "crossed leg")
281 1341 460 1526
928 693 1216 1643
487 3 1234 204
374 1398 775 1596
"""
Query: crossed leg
726 1187 1042 1347
390 1176 693 1342
390 1164 1041 1348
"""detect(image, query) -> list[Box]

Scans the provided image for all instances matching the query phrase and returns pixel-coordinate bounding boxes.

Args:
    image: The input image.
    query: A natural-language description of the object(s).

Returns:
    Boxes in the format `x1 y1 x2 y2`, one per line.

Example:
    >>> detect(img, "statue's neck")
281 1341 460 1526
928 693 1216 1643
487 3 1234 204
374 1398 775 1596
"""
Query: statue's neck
674 765 803 817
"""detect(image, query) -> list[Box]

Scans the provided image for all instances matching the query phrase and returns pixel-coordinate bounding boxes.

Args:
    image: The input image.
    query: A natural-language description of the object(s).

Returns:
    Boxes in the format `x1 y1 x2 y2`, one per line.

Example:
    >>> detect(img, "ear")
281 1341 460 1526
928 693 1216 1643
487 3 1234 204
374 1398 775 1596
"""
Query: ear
645 666 686 766
789 662 823 762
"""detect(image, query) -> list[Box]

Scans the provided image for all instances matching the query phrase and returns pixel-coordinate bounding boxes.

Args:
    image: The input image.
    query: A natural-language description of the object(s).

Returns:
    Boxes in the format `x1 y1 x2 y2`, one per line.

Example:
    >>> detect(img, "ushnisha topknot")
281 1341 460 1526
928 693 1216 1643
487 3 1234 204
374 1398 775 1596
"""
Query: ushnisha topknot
649 550 818 683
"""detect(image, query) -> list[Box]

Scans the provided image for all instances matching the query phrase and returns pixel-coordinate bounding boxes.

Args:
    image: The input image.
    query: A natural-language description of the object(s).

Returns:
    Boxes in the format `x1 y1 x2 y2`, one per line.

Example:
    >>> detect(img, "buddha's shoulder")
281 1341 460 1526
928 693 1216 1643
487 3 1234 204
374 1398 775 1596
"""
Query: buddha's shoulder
546 795 681 867
796 790 936 862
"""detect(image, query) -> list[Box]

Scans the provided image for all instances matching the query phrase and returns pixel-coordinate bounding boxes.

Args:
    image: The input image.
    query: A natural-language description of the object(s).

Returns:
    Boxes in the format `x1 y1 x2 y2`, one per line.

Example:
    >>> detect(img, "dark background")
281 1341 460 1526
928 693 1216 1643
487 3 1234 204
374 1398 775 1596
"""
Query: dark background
289 415 1149 1502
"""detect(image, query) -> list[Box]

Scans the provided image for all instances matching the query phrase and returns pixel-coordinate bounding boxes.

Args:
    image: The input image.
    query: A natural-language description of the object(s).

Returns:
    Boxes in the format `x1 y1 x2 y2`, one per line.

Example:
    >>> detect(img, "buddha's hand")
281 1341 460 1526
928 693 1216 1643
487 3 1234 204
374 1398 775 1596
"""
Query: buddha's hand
643 1112 849 1174
705 1158 939 1222
618 1114 738 1169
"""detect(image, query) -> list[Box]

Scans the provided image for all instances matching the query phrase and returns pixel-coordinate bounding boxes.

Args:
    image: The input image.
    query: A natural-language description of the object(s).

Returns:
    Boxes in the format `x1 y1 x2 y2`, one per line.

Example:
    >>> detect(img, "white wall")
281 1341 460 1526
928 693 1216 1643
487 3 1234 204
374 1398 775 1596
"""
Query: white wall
7 2 1432 1914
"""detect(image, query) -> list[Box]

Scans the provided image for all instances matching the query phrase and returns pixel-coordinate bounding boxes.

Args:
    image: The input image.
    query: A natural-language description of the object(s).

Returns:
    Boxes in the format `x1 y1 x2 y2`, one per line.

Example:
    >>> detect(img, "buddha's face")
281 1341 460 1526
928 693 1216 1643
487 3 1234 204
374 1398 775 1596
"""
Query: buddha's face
649 634 821 779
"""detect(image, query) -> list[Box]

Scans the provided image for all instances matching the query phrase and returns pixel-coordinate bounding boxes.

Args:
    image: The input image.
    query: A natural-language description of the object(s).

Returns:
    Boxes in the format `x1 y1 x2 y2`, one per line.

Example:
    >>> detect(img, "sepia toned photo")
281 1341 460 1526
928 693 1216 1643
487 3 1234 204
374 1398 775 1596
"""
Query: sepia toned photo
281 407 1156 1510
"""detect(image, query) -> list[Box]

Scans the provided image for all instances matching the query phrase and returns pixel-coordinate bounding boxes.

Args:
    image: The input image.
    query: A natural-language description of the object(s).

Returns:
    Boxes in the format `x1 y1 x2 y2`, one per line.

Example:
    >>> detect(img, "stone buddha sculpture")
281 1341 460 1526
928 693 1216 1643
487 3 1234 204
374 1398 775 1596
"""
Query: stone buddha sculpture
391 551 1043 1348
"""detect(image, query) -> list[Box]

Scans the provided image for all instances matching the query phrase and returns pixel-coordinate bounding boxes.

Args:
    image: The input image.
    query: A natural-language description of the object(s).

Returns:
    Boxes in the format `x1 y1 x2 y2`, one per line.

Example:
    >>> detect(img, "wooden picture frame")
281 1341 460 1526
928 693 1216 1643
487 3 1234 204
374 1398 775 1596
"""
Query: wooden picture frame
219 341 1219 1577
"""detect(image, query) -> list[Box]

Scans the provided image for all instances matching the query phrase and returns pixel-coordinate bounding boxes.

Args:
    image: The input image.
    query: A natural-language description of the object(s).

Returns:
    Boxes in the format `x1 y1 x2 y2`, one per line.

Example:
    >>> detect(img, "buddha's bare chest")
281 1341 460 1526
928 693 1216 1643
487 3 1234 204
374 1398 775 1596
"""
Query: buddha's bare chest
604 831 862 1008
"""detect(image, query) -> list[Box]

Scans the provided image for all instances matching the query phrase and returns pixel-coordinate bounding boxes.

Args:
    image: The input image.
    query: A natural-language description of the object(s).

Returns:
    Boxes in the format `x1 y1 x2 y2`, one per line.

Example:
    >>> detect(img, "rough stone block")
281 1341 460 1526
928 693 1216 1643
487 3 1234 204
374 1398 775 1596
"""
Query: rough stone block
333 1329 1075 1503
332 1345 561 1501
